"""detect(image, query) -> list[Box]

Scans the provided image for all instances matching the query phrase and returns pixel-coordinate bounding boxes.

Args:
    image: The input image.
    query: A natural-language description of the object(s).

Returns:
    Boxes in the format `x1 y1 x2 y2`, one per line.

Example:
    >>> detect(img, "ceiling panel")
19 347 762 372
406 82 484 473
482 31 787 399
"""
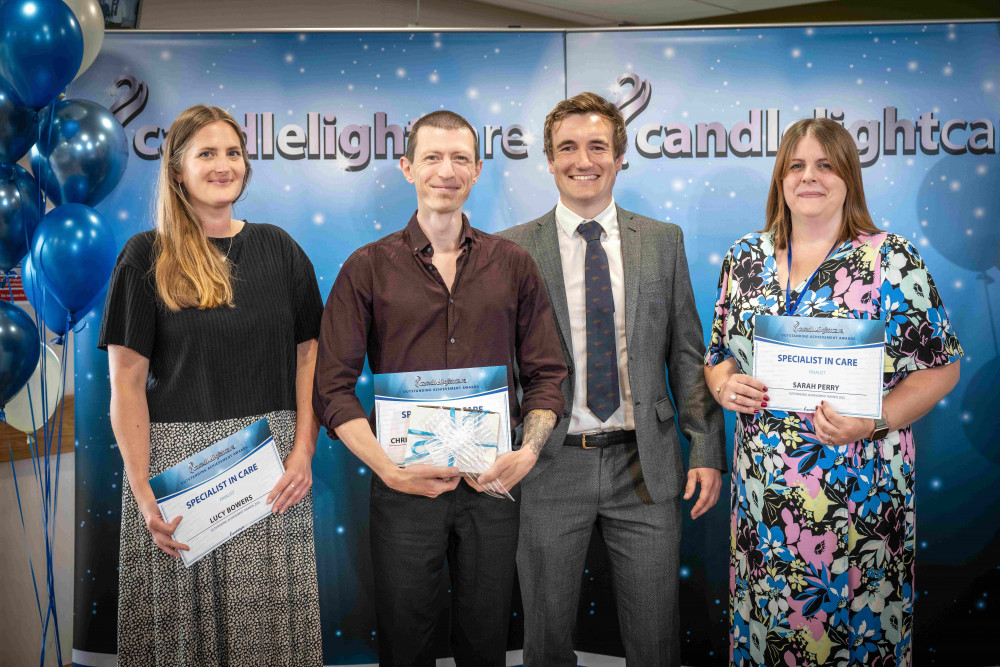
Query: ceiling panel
707 0 835 13
472 0 834 25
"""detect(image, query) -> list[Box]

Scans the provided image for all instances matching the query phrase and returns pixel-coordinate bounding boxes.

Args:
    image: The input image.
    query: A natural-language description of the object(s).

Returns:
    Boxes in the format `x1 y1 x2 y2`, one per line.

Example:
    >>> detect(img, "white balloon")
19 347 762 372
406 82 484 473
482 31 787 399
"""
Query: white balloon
64 0 106 81
4 344 62 433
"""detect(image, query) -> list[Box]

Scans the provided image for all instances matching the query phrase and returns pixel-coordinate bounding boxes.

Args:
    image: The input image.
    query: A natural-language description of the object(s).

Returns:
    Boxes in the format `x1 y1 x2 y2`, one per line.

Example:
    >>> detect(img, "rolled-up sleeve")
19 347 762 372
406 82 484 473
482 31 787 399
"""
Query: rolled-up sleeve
312 251 373 433
513 251 567 422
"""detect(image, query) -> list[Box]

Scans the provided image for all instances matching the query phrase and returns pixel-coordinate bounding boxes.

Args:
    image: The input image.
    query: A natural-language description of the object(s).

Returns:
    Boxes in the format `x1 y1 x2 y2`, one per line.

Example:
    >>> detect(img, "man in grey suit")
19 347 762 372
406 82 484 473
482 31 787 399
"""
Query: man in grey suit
493 92 727 666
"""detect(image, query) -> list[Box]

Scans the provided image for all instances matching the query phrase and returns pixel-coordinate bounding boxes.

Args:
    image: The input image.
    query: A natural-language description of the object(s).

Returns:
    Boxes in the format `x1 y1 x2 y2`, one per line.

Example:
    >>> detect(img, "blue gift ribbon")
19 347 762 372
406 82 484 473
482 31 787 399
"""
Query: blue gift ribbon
404 408 496 466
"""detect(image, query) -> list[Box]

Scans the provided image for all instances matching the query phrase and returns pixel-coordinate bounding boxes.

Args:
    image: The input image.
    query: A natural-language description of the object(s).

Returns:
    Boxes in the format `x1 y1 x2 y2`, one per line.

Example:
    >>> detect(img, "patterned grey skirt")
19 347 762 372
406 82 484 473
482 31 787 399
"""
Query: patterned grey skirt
117 410 322 667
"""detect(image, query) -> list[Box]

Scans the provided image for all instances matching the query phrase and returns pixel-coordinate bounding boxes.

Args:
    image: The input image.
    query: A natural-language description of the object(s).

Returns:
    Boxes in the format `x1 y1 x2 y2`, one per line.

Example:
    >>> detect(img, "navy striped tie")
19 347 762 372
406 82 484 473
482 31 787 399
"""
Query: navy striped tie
577 220 620 422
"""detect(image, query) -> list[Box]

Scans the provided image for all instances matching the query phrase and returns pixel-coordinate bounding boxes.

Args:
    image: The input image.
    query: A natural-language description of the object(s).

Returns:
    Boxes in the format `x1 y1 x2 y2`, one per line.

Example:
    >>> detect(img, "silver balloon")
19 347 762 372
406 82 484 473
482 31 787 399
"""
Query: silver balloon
63 0 105 81
3 343 60 433
30 98 128 206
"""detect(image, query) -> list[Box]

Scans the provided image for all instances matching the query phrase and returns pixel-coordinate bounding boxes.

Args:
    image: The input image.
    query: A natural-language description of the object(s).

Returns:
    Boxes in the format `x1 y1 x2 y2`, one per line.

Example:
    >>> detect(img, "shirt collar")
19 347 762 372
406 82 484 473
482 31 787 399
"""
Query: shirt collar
555 198 618 241
405 211 475 256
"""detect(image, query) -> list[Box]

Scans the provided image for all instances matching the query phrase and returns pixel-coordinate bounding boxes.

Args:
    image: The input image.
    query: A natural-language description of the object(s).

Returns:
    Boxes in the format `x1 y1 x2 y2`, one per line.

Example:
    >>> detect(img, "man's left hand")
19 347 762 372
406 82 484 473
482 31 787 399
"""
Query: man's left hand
683 467 722 520
476 448 538 492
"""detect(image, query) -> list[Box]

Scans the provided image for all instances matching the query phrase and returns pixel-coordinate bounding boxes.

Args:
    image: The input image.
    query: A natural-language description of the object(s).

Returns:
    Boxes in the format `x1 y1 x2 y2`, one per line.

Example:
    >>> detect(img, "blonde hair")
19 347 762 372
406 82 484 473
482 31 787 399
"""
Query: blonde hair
763 117 879 250
152 105 251 311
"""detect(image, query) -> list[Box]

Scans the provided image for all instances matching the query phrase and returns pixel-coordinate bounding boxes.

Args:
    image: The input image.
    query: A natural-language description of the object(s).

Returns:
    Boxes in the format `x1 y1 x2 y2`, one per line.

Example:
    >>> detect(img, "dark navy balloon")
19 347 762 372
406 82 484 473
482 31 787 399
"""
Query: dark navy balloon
31 203 117 315
0 300 40 407
0 164 42 273
0 0 83 110
0 79 39 165
31 99 129 206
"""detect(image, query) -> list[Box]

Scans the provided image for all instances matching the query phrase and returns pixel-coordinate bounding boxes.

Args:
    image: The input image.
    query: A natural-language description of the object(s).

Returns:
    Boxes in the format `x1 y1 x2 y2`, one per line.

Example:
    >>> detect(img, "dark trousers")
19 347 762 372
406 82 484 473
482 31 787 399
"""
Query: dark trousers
369 476 520 667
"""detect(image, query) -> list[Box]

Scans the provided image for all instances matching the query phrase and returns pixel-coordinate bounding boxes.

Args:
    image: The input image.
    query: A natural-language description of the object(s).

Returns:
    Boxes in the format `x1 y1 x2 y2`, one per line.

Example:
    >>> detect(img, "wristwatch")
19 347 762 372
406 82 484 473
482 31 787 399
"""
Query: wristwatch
870 416 890 441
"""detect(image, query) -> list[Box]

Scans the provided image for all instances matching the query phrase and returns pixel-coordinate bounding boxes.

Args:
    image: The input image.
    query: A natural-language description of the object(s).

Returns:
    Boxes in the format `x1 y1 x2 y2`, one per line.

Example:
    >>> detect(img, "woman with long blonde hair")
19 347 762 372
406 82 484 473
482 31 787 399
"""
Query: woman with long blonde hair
705 118 962 666
100 105 323 666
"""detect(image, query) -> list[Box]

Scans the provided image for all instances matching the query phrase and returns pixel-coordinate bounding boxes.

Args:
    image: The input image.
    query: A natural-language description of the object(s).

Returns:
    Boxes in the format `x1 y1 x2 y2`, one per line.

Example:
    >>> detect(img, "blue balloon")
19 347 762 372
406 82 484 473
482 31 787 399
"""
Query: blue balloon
31 98 129 206
0 164 42 272
20 252 104 336
31 203 117 315
918 159 1000 272
0 0 83 110
0 78 39 164
0 300 40 407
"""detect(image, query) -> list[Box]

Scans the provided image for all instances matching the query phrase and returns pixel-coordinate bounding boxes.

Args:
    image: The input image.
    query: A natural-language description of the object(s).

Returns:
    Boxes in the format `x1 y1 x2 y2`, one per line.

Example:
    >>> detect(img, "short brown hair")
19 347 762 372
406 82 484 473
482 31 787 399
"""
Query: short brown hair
405 110 479 162
763 117 880 250
544 92 627 161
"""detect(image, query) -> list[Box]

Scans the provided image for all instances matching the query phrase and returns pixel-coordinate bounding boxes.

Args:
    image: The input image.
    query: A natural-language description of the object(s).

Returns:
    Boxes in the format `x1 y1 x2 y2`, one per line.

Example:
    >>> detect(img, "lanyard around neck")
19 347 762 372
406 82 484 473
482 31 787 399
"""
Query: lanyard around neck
785 239 840 316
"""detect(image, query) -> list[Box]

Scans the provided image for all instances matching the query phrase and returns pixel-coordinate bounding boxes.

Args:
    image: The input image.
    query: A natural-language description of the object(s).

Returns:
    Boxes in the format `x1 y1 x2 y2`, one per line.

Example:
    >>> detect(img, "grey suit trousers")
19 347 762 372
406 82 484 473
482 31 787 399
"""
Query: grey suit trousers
517 442 681 667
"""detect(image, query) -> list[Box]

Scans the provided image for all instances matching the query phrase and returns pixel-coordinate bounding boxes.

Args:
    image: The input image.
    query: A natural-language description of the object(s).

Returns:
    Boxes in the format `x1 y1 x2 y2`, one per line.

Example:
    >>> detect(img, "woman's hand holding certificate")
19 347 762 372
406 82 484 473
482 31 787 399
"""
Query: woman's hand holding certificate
139 495 189 559
267 445 313 515
713 371 769 415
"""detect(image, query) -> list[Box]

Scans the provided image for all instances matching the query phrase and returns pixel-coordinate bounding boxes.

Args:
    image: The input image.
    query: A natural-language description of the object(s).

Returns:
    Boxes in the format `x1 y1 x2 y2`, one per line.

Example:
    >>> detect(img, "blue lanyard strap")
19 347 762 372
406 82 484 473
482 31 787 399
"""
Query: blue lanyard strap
785 240 841 316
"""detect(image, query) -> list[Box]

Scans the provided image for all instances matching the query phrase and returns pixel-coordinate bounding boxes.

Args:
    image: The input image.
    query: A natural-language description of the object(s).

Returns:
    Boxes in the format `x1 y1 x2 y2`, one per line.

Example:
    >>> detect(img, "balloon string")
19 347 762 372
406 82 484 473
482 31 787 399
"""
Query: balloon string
35 113 45 219
51 342 69 549
35 275 59 667
3 413 46 633
41 178 71 665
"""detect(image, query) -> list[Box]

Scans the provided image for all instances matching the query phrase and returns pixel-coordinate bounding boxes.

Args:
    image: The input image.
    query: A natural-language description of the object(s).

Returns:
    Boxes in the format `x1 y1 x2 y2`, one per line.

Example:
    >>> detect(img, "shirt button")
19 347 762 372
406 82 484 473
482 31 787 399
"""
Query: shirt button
450 338 456 344
449 298 454 303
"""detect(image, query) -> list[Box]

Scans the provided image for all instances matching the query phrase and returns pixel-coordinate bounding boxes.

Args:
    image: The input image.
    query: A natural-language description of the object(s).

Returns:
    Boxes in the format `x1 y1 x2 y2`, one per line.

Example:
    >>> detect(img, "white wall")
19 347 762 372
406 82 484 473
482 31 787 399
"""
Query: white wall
138 0 581 30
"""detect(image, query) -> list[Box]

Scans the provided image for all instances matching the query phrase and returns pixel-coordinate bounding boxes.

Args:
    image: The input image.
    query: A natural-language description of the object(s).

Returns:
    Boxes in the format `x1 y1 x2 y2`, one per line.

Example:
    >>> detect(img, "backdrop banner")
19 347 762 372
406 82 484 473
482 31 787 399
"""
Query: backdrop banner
70 23 998 666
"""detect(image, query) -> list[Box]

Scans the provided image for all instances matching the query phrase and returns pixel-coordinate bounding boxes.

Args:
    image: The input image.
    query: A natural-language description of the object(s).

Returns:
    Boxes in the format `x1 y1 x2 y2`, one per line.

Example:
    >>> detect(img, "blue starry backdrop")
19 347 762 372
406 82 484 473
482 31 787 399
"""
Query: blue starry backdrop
69 23 998 666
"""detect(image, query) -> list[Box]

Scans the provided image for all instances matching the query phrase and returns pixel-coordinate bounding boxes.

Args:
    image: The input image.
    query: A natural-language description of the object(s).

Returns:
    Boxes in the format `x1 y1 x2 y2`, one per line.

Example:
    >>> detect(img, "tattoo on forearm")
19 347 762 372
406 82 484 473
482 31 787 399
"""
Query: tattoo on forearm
522 409 557 456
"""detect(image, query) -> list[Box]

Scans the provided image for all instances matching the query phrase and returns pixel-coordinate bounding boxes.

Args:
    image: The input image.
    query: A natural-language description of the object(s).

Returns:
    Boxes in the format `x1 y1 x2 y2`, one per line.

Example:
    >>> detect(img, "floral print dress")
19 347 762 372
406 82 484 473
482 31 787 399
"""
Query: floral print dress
705 231 963 667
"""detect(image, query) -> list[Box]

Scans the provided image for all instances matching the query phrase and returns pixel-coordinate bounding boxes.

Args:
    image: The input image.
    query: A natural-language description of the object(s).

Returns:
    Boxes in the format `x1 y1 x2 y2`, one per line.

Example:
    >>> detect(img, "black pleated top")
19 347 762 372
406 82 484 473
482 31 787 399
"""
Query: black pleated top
98 222 323 424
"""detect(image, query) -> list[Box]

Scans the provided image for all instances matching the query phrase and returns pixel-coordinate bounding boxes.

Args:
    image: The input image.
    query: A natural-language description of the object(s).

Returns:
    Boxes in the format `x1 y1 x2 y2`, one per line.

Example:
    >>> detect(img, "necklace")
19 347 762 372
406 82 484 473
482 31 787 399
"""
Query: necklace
221 218 235 260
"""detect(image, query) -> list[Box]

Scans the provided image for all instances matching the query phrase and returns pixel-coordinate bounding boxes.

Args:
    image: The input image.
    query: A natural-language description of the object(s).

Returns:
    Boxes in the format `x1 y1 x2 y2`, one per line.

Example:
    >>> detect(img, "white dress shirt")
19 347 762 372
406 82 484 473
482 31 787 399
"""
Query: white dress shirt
555 198 636 435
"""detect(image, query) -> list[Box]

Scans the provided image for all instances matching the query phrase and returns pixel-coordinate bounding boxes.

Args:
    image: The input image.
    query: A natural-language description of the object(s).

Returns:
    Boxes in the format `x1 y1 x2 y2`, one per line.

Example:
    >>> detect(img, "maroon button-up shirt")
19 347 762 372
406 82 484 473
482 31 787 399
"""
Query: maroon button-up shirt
313 213 566 439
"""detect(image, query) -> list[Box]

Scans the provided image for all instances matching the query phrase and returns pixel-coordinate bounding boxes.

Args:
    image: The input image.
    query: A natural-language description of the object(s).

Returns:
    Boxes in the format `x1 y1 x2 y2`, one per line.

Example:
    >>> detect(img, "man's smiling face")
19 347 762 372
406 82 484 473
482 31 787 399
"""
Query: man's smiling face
547 113 623 217
402 125 481 215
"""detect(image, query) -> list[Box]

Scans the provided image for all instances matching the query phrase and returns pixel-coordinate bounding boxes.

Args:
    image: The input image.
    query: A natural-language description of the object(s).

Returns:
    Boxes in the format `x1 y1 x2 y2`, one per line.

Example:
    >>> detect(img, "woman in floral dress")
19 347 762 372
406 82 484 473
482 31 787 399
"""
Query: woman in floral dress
704 118 962 667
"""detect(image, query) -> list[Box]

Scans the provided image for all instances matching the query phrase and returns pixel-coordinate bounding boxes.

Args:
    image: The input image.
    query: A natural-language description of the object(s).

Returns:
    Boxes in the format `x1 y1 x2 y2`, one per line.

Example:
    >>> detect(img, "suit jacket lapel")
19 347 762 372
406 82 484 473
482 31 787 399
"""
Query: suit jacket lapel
618 206 641 343
532 209 573 356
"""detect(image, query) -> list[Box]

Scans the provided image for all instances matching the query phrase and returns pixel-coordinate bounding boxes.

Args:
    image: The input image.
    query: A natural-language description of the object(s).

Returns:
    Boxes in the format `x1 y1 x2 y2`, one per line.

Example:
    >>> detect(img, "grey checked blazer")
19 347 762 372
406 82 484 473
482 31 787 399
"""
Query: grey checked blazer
497 205 726 502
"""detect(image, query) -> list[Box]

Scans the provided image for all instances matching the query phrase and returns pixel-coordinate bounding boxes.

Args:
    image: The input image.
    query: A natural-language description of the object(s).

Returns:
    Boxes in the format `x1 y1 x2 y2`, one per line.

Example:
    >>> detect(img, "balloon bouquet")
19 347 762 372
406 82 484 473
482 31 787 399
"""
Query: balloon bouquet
0 0 125 663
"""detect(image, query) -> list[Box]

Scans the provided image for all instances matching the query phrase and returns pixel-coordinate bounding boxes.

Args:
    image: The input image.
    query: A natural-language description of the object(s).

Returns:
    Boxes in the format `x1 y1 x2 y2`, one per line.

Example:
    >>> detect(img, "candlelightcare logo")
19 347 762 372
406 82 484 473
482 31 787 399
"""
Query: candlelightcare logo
414 376 468 388
110 75 531 171
614 72 996 167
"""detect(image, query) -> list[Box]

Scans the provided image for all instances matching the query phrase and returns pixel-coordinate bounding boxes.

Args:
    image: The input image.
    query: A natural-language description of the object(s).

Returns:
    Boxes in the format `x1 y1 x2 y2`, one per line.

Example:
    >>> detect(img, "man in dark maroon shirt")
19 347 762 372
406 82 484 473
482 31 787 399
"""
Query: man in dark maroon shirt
313 110 567 667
